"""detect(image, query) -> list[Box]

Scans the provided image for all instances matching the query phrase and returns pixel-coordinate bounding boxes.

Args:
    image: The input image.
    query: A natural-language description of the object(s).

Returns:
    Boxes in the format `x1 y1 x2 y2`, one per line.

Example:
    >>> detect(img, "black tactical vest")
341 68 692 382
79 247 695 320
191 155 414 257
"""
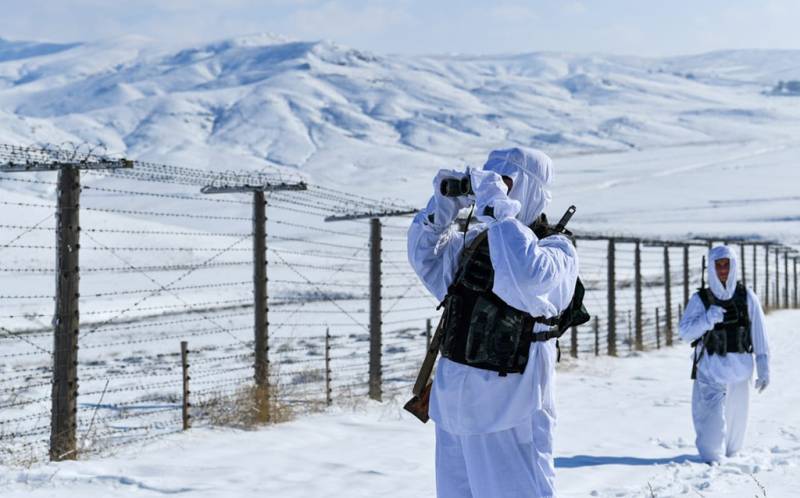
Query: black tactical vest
696 283 752 356
438 217 586 375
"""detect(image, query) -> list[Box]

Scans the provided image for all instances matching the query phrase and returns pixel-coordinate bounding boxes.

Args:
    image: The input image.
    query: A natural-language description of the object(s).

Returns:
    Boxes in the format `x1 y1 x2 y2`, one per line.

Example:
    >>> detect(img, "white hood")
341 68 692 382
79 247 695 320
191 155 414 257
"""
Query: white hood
481 147 553 226
708 245 738 300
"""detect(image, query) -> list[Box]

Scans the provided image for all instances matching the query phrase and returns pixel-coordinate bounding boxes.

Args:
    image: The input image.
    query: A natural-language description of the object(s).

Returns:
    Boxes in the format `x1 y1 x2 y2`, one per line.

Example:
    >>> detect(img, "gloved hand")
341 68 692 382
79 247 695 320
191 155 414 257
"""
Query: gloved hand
755 354 769 393
426 169 472 229
470 169 520 224
704 305 725 329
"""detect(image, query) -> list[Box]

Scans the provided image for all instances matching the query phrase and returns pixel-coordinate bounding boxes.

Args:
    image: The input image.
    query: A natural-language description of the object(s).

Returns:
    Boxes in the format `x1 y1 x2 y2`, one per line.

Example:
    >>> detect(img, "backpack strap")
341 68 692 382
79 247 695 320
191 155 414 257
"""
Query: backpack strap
697 287 715 308
450 229 488 287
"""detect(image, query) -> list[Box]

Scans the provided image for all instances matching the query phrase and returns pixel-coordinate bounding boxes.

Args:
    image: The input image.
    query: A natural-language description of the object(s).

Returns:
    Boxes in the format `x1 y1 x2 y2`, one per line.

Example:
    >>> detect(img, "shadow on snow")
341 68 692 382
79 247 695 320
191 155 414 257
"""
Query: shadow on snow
555 454 700 468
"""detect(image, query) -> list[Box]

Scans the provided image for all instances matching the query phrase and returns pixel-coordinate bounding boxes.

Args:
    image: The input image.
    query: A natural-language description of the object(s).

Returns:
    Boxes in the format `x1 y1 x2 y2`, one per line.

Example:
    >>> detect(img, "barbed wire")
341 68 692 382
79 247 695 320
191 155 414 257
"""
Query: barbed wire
269 248 369 333
80 231 254 343
83 205 252 221
84 227 250 237
0 213 55 255
82 184 251 205
3 141 798 462
81 298 252 316
0 325 51 355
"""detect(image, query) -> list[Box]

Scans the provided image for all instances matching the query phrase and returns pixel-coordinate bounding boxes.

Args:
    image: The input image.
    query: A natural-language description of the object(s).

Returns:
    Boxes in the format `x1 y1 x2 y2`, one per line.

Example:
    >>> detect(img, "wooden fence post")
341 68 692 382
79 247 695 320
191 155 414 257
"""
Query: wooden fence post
627 310 633 352
784 250 789 309
683 244 690 306
775 247 781 309
634 240 643 351
425 318 432 349
50 165 80 462
594 316 599 357
655 307 661 349
607 238 617 356
794 256 798 308
701 255 706 288
753 244 758 294
253 191 269 400
765 244 770 309
181 341 191 430
570 325 578 359
664 246 673 346
369 218 382 401
571 237 579 358
740 244 746 286
252 191 270 420
325 328 332 407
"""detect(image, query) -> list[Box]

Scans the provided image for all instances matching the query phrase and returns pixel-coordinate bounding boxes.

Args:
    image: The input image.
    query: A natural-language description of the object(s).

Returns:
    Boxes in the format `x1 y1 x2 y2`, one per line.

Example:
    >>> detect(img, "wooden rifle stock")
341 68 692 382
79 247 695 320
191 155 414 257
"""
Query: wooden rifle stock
404 311 446 423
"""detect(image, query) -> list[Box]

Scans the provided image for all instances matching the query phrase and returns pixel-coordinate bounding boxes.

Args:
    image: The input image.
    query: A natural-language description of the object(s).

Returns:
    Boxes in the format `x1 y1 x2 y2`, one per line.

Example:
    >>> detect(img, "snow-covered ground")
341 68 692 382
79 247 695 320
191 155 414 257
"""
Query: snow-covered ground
2 309 797 498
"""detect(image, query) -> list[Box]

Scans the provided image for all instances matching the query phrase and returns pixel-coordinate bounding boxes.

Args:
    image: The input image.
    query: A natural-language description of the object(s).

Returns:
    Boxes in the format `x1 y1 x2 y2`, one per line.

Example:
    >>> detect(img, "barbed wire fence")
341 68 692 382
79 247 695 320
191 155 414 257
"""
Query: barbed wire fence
1 143 798 465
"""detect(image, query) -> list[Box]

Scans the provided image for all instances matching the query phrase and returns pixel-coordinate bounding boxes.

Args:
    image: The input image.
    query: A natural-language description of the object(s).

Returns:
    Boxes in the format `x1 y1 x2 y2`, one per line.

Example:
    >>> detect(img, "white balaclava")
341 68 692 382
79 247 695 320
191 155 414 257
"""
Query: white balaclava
481 147 553 226
708 245 738 300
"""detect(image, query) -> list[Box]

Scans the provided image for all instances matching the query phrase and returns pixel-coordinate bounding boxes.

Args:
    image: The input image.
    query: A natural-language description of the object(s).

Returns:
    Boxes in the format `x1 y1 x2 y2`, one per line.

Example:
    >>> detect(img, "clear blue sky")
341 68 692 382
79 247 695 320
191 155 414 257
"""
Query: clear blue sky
3 0 799 56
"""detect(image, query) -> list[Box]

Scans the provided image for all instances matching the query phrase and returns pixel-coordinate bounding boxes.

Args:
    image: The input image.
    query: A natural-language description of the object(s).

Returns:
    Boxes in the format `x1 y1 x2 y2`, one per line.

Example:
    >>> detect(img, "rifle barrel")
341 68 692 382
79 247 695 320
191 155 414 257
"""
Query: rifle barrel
555 205 576 231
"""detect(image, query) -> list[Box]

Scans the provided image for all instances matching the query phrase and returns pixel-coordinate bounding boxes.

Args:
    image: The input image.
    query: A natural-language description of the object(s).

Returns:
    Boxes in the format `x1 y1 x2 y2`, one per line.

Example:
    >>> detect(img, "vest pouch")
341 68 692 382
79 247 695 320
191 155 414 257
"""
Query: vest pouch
439 294 464 358
460 253 493 293
465 295 523 371
706 328 728 356
729 325 749 353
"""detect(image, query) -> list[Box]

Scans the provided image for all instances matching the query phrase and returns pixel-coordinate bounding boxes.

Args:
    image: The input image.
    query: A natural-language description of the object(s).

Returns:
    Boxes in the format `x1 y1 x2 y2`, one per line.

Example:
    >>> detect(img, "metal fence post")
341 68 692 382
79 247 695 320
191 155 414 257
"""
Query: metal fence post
607 238 616 356
325 328 332 406
663 246 673 346
369 218 382 401
593 316 599 356
50 165 80 462
253 191 269 419
634 240 643 351
181 341 191 430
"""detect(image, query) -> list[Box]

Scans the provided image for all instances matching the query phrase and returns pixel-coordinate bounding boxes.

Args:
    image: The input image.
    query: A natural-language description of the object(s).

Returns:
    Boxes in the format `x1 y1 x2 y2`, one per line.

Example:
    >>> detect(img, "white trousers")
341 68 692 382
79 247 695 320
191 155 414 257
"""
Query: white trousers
691 376 750 462
435 407 556 498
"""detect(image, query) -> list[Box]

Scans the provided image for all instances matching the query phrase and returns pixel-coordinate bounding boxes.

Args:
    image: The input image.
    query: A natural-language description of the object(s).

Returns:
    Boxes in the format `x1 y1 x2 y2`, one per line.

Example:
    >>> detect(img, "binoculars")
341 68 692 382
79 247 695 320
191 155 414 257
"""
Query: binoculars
440 176 473 197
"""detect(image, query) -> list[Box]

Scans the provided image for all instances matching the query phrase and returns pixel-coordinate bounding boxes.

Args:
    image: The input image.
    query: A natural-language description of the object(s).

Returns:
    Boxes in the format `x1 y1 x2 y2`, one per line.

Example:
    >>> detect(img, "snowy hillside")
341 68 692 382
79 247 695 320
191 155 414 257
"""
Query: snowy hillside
1 35 800 241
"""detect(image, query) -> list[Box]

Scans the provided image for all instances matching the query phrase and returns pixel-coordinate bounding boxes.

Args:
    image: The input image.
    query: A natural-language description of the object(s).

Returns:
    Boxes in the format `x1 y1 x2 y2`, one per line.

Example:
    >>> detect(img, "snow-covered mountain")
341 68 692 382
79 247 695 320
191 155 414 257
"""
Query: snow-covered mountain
2 34 800 240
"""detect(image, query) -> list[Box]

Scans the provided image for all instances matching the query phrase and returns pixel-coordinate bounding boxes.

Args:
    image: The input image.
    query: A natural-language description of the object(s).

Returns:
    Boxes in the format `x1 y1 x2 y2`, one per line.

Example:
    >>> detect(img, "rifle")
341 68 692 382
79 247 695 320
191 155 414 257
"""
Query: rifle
403 311 445 423
691 256 708 380
403 226 492 423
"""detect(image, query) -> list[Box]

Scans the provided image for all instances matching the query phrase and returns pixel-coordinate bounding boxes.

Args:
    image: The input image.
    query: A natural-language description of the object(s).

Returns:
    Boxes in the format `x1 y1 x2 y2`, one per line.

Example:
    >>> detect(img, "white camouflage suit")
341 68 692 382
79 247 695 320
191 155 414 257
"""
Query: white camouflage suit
678 245 770 463
407 147 578 498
